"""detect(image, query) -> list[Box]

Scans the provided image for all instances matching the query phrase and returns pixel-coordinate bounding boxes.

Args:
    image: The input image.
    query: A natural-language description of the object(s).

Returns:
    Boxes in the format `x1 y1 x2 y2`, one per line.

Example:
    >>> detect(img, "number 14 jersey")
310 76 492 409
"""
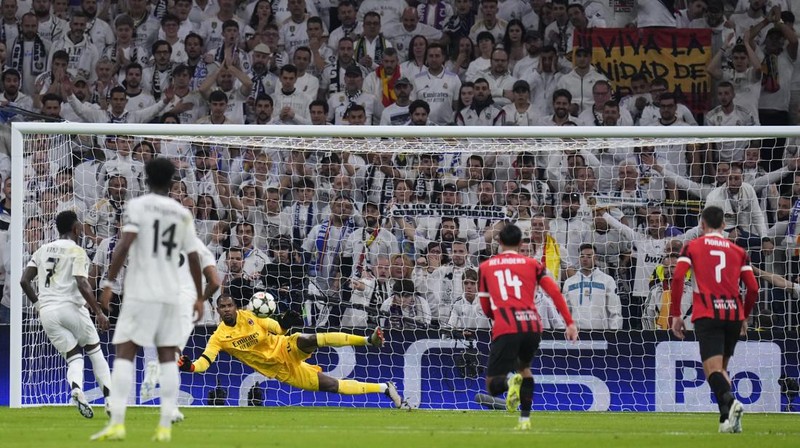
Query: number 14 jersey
478 251 545 338
122 193 197 303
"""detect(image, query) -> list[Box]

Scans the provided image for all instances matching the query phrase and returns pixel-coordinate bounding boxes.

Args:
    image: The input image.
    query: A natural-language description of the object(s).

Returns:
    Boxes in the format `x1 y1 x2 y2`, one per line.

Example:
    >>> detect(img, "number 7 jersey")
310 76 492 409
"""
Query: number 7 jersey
27 239 90 308
477 251 546 338
672 232 758 322
121 193 198 303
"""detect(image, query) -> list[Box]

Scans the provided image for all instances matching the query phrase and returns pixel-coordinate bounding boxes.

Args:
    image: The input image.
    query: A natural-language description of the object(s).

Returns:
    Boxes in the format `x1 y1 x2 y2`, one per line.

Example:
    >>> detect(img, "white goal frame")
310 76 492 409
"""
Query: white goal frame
10 122 800 408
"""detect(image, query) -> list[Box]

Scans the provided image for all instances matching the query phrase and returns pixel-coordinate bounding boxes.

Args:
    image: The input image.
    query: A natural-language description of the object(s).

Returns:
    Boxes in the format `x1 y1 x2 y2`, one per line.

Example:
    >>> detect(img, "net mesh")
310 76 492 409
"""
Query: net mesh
12 128 800 412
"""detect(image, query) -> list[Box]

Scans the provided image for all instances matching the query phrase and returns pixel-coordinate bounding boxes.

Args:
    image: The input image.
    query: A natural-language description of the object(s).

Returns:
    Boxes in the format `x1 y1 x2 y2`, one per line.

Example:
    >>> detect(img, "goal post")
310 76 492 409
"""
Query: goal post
9 122 800 411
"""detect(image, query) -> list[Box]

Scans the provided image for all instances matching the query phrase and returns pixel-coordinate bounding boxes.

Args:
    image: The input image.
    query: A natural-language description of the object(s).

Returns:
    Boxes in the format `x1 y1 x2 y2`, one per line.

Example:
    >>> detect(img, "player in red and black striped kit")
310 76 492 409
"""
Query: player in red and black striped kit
670 206 759 434
478 224 578 430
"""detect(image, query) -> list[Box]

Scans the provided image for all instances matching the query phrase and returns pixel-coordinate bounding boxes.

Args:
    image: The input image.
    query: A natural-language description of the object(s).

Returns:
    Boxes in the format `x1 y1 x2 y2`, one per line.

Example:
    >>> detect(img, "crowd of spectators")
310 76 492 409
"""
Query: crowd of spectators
1 0 800 336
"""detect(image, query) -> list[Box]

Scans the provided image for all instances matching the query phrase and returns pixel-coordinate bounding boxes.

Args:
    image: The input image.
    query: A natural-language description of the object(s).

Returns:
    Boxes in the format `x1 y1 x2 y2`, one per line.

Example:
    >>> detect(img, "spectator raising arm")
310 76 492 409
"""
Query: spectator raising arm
749 7 798 61
651 162 715 200
705 33 731 80
64 80 173 123
226 60 255 97
199 66 222 100
752 266 800 297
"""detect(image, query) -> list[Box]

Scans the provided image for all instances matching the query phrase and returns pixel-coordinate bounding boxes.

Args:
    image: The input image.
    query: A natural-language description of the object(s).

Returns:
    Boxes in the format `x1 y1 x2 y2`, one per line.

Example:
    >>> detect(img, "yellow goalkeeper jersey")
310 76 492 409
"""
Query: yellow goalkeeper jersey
194 310 288 376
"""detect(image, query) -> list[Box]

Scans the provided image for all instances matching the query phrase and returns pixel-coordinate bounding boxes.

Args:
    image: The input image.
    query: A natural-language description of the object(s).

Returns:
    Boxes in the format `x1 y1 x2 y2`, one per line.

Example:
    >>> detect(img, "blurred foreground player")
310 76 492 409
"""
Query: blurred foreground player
140 234 221 424
91 158 204 442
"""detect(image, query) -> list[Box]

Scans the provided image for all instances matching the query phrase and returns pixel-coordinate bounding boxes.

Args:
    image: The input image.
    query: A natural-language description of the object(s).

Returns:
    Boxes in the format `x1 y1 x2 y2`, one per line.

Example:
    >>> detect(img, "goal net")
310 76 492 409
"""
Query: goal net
9 123 800 412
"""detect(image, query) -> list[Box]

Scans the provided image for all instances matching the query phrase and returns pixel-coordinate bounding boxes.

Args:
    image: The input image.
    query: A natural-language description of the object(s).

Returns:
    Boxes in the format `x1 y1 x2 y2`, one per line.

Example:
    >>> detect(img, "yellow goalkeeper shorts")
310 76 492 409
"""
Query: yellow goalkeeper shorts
271 333 322 391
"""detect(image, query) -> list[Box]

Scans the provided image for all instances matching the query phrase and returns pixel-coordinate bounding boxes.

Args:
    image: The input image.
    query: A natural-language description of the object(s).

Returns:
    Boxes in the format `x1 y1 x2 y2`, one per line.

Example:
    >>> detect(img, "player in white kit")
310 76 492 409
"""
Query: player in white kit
19 210 112 419
140 237 220 423
91 158 204 442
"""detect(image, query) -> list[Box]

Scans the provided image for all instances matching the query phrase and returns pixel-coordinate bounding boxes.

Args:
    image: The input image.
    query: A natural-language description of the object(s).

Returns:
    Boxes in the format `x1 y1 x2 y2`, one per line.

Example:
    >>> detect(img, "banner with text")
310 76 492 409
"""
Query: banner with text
573 28 712 114
389 204 509 219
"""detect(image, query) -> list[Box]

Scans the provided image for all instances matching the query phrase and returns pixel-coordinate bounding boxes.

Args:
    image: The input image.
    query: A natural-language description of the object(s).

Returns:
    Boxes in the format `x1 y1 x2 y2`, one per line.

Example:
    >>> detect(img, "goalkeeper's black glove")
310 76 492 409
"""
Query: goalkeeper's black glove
276 310 304 330
177 355 195 372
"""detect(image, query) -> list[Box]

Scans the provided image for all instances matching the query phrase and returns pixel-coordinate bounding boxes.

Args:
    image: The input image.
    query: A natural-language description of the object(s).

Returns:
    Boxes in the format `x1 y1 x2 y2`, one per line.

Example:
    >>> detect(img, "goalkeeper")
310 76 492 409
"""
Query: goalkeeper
178 295 406 407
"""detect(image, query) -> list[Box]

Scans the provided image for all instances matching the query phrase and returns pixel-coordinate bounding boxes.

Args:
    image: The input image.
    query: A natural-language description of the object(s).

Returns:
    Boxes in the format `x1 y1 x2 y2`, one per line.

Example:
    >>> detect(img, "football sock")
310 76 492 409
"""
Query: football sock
336 380 383 395
707 371 734 423
520 377 534 418
109 358 134 425
316 333 368 348
66 354 84 393
86 346 112 398
158 362 179 428
488 377 508 396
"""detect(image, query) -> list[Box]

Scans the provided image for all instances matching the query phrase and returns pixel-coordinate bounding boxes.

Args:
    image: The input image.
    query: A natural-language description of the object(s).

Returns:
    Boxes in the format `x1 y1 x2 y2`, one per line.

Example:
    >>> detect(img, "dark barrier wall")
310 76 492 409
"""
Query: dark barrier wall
1 326 7 405
5 326 800 411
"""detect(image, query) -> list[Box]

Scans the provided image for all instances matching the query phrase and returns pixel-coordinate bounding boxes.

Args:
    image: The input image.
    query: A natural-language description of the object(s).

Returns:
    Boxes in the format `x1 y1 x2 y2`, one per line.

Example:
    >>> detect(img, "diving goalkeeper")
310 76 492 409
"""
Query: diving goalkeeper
178 295 406 407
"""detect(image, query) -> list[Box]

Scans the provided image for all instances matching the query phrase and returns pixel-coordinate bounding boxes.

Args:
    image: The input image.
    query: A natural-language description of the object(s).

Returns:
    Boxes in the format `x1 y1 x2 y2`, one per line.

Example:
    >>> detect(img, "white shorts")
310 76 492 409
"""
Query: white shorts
112 301 184 347
39 303 100 355
177 293 196 351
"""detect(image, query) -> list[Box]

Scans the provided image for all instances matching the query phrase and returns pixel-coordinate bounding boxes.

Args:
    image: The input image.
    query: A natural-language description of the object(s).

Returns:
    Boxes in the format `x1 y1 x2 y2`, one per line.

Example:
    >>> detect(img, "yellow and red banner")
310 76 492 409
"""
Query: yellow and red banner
574 28 713 114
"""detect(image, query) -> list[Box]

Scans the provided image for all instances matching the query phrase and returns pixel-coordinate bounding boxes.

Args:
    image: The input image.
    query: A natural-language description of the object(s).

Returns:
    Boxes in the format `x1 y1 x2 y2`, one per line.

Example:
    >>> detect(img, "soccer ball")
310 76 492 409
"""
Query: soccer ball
248 292 277 318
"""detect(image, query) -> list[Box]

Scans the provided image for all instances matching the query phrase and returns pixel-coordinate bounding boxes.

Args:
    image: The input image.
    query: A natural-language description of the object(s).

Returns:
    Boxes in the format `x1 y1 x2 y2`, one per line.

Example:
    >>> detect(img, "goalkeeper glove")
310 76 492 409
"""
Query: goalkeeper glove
276 310 303 330
177 355 195 372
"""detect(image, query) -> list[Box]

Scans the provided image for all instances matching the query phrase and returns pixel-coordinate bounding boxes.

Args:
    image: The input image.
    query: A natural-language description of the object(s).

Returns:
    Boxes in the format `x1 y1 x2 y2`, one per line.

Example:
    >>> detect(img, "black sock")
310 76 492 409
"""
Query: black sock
487 377 508 396
520 377 534 418
707 371 734 423
103 386 110 398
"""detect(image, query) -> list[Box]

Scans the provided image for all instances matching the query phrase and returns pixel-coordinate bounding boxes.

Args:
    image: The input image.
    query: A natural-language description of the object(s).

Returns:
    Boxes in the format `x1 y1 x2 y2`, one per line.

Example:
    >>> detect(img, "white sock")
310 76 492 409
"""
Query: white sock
86 347 112 398
109 358 134 426
158 362 179 428
66 354 84 393
144 360 161 382
379 383 388 393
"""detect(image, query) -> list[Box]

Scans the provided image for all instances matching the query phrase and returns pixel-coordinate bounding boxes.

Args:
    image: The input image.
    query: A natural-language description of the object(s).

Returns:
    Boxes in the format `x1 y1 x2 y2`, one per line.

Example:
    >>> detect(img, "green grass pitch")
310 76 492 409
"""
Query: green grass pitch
1 407 798 448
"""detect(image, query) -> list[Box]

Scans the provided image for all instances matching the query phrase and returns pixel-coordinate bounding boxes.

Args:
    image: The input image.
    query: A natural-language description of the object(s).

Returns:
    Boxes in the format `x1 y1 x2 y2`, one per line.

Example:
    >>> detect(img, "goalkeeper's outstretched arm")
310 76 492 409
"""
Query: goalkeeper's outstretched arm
178 354 202 373
178 339 221 373
178 353 217 373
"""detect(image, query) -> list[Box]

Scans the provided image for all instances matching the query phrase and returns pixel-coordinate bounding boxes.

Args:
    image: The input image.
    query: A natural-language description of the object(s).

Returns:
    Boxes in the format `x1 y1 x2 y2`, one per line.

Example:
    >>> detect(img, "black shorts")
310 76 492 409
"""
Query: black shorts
694 318 742 362
486 332 541 377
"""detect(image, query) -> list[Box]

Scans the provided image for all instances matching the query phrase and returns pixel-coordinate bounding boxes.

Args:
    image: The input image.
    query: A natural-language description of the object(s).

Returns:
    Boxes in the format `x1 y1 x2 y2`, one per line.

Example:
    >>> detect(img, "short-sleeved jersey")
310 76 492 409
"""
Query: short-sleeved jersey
177 238 216 303
478 251 545 338
200 310 288 378
677 233 752 321
27 239 90 309
121 193 197 303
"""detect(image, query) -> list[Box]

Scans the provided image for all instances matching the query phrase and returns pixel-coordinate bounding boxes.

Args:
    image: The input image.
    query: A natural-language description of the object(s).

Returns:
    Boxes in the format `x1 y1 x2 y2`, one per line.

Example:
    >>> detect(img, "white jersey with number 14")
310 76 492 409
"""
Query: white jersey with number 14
121 193 197 303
